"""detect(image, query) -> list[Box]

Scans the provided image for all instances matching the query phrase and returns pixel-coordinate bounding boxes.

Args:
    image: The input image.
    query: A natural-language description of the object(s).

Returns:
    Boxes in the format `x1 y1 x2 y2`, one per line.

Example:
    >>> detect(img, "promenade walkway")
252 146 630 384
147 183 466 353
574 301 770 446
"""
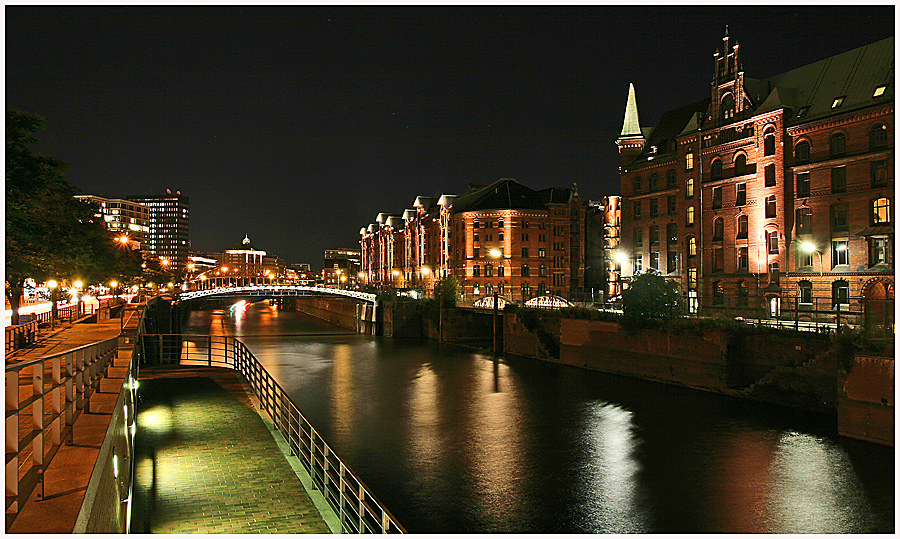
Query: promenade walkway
131 366 333 534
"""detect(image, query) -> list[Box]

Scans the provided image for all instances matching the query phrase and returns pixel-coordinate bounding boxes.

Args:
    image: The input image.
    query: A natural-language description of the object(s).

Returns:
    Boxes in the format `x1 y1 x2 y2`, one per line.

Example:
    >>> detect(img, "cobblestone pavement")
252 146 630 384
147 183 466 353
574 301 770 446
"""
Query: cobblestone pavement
132 367 331 534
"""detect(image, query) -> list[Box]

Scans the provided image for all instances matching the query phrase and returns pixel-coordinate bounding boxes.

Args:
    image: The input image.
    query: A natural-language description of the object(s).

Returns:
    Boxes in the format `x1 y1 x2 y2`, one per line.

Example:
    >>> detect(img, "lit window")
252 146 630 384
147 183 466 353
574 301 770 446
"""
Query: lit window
686 206 695 226
873 85 887 98
688 236 697 257
686 178 694 198
872 197 891 225
832 96 845 109
685 152 694 171
832 240 849 266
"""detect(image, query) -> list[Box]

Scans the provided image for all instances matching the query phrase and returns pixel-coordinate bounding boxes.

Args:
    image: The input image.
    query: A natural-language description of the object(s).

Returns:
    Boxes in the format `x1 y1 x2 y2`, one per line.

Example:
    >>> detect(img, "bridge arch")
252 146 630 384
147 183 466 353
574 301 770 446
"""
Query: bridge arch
179 285 377 304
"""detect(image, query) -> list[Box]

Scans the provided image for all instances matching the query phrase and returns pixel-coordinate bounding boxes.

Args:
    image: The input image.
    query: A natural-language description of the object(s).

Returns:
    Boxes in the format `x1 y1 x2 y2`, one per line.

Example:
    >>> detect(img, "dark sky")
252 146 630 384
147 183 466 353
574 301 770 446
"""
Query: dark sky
6 6 894 268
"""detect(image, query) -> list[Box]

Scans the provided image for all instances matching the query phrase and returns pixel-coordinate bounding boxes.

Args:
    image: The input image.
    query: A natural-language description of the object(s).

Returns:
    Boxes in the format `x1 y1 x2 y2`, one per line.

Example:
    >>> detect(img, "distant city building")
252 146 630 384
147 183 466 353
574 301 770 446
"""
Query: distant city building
127 189 190 269
74 195 150 248
193 236 285 288
617 32 893 323
360 178 589 303
585 196 622 301
323 249 361 288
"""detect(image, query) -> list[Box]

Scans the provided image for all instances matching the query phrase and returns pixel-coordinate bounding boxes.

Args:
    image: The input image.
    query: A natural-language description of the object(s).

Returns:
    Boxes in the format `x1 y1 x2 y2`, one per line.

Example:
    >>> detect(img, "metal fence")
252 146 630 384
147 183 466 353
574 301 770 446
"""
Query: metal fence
138 333 406 533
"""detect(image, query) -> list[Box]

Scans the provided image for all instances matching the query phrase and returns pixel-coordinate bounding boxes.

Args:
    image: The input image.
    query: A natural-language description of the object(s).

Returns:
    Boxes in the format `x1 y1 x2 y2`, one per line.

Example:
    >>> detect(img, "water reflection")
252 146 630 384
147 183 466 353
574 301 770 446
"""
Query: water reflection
183 305 894 533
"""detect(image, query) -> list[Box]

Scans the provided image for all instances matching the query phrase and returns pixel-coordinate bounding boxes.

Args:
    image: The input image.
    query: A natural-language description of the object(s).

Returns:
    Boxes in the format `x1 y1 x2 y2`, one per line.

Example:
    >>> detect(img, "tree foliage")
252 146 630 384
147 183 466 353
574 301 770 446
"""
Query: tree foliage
433 275 459 307
6 108 140 323
621 273 682 325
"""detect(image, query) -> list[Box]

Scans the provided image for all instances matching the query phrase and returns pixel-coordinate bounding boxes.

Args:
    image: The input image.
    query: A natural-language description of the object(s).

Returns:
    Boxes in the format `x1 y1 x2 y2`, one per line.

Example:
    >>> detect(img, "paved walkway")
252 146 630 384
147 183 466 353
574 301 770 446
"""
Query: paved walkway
132 366 332 534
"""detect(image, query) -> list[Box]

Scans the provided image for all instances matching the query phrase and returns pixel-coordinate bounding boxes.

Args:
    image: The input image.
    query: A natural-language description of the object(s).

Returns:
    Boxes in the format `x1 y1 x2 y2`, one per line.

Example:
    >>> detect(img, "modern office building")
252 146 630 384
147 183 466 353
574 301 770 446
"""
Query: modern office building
323 249 361 288
127 189 190 269
74 195 150 248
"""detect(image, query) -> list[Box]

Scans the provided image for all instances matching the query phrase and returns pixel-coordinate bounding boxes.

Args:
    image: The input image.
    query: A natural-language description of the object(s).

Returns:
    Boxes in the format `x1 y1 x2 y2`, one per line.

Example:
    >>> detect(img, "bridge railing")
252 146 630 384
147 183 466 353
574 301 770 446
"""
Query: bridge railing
137 333 405 534
179 285 377 303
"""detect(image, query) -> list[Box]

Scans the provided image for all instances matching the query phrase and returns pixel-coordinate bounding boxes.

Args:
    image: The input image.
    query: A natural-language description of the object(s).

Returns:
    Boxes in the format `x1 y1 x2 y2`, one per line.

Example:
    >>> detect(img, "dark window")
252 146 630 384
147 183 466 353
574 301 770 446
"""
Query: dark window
737 280 749 305
650 225 660 246
764 132 776 156
633 200 642 220
832 280 850 307
633 227 643 247
521 264 530 277
648 174 659 192
734 154 747 176
522 246 529 257
870 124 888 150
539 264 547 277
795 141 810 164
711 186 723 209
711 159 723 180
474 247 480 258
667 223 677 245
498 265 505 277
650 252 660 272
830 133 846 157
521 282 531 299
667 195 677 215
799 281 813 304
713 248 724 272
712 281 725 304
713 218 724 241
667 251 677 273
871 160 887 187
666 170 677 189
765 196 777 218
632 177 642 194
649 198 658 217
765 164 776 186
831 204 849 232
736 183 747 206
473 264 480 277
796 208 812 235
831 167 846 193
485 264 493 277
796 172 811 198
736 215 748 239
737 247 749 270
870 237 889 266
767 231 779 254
538 282 547 295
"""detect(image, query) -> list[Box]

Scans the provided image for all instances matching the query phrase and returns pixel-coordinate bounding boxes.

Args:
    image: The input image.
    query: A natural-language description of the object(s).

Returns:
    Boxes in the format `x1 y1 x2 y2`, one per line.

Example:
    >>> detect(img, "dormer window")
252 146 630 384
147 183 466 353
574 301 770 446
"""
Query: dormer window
873 85 887 98
831 96 845 109
796 106 810 118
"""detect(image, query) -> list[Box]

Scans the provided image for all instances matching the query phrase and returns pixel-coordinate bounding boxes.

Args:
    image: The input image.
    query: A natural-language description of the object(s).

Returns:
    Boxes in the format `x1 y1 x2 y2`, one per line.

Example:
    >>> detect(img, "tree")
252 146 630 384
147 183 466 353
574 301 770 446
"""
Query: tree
433 275 459 307
621 273 682 325
6 108 136 324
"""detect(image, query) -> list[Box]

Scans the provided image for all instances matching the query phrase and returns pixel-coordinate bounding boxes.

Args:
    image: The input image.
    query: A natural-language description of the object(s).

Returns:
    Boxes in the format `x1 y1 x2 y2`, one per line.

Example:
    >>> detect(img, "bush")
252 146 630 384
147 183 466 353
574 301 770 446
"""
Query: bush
621 273 682 326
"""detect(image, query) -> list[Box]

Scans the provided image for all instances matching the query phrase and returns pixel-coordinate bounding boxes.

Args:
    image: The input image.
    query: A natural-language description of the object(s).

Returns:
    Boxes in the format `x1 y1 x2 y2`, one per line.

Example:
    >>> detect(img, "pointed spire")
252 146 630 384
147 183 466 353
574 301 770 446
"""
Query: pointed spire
619 83 643 138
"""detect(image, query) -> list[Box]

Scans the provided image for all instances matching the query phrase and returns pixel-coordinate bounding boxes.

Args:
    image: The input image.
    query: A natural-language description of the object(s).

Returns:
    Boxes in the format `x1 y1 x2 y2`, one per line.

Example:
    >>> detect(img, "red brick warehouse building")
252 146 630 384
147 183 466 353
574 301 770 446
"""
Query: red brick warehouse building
360 179 587 304
616 31 893 326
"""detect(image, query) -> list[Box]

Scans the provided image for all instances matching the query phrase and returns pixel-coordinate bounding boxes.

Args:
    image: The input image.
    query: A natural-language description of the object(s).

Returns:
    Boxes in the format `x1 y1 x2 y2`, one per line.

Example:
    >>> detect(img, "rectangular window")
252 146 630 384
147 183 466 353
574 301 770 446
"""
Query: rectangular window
522 233 529 241
649 198 658 217
712 247 724 272
650 252 660 272
633 227 643 247
796 172 811 198
871 160 887 187
831 167 846 193
831 204 849 232
521 247 529 258
686 206 695 226
765 164 776 187
766 197 777 219
799 249 813 268
474 233 479 242
538 248 546 258
767 231 779 254
832 240 849 266
474 247 480 258
736 183 746 206
870 237 889 266
796 209 813 235
667 251 677 273
737 247 748 270
650 225 659 246
686 179 694 198
667 195 676 215
688 268 698 289
667 223 677 245
633 200 642 220
685 152 694 171
499 232 504 241
712 187 722 209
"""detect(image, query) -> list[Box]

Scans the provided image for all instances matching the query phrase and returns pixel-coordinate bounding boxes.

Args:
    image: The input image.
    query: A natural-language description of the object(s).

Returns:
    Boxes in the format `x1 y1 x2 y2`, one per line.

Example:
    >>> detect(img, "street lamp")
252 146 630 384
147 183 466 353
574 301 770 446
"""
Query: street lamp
110 280 118 299
800 241 823 277
47 279 59 329
73 280 83 315
488 249 503 355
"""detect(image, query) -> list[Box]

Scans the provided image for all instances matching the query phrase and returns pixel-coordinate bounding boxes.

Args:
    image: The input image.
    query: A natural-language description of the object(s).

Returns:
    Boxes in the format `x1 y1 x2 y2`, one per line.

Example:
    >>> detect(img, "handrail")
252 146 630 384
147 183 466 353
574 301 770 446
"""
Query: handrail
179 285 377 303
138 333 405 533
6 321 39 352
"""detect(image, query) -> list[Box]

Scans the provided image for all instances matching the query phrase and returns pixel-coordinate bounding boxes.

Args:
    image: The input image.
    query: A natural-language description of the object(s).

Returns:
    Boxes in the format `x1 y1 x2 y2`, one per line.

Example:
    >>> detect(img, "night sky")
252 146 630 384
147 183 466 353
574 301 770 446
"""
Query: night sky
6 6 894 268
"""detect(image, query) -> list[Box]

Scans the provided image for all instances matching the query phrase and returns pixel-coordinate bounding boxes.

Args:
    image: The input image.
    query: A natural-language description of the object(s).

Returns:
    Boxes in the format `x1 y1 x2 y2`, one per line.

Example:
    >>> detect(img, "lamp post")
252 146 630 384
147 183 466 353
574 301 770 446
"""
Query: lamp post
47 279 58 329
489 249 503 356
110 280 119 300
73 280 83 316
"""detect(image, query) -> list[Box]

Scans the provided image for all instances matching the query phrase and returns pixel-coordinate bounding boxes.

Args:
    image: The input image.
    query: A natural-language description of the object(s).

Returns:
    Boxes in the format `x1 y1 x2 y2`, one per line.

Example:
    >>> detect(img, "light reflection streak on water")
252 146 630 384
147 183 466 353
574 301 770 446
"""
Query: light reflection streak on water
329 344 357 449
406 362 442 482
580 401 648 533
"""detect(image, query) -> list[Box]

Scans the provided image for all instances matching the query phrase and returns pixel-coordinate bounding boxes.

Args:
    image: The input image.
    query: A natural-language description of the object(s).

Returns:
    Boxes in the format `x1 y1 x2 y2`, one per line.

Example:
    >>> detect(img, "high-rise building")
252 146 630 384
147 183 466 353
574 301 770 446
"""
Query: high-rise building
127 189 190 269
617 32 893 324
74 195 150 248
323 249 361 287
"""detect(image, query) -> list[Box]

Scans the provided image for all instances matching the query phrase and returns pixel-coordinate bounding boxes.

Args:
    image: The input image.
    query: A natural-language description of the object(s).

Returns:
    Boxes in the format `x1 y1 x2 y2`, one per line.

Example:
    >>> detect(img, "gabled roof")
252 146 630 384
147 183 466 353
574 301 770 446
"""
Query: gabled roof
413 196 437 211
451 178 548 213
538 187 573 205
628 99 708 163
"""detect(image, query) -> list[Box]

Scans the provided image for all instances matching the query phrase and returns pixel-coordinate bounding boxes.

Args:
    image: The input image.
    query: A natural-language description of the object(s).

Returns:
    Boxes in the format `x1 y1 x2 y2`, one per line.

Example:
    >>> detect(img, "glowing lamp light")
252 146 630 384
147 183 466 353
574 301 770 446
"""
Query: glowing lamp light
110 281 118 288
160 258 171 267
614 251 629 265
117 235 130 244
835 243 848 252
392 270 401 276
167 282 174 287
340 275 347 282
73 280 83 289
200 275 207 281
221 266 229 272
489 249 502 258
131 285 138 292
800 242 817 253
420 267 430 275
47 280 58 289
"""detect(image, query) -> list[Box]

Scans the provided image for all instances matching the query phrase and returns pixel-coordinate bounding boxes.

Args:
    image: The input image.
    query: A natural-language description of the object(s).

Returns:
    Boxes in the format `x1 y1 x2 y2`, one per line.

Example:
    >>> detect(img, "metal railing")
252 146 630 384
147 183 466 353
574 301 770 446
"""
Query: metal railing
5 336 119 522
138 333 405 533
5 321 39 352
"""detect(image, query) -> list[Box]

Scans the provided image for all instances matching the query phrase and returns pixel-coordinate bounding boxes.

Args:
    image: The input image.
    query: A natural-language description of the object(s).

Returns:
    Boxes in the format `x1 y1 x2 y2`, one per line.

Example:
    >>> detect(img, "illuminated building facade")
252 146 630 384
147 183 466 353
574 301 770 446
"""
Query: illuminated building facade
323 249 361 288
74 195 150 247
127 189 190 269
617 32 893 322
360 178 587 303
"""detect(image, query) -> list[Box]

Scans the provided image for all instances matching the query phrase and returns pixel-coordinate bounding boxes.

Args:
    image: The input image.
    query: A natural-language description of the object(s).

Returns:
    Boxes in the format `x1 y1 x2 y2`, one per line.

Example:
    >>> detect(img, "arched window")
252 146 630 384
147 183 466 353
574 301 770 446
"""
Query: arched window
713 218 724 241
764 131 776 156
521 282 531 299
711 159 723 180
686 206 695 226
498 265 505 277
712 281 725 305
830 132 846 157
539 264 547 277
485 263 493 277
688 236 697 257
872 197 891 225
736 215 748 239
870 124 888 150
666 169 677 189
538 282 547 295
795 140 810 163
798 280 813 304
473 264 481 277
734 154 747 176
632 176 642 194
648 173 659 191
473 283 481 295
832 279 850 308
498 282 505 295
721 93 735 121
521 264 530 277
686 178 694 198
737 280 749 306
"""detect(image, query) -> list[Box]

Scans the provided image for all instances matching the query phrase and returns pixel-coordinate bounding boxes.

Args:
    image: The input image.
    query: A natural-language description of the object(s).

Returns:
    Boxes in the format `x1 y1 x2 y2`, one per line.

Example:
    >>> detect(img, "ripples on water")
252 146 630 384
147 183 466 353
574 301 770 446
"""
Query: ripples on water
185 303 894 533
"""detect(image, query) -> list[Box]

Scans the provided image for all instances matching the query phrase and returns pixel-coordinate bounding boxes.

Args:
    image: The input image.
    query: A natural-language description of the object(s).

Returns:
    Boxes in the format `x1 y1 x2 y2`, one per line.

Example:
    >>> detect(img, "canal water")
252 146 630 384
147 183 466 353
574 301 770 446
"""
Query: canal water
185 302 894 533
